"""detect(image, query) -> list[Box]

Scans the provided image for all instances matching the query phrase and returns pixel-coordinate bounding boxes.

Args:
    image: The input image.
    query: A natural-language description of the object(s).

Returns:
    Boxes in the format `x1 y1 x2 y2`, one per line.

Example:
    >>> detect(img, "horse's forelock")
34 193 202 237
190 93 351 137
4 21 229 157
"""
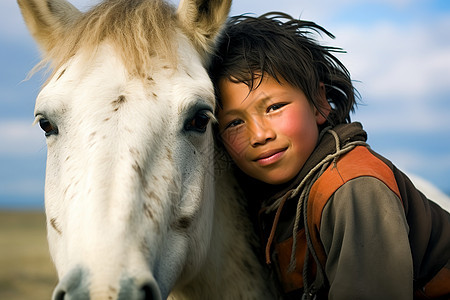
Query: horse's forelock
43 0 179 77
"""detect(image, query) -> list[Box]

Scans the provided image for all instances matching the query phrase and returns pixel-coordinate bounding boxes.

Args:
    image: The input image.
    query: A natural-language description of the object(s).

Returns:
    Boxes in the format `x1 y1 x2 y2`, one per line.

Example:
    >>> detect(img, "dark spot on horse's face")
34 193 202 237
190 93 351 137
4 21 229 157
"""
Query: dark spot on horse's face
50 217 62 235
166 147 173 161
56 68 66 81
129 147 140 157
172 216 193 231
143 202 154 220
108 285 117 294
132 162 144 180
142 202 160 232
63 185 69 197
112 95 126 111
133 161 151 191
146 191 162 207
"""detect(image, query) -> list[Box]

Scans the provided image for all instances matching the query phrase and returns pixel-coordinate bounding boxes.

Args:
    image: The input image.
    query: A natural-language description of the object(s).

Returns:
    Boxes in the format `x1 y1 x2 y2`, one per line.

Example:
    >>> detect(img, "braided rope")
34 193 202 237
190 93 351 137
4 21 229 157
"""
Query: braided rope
263 129 368 275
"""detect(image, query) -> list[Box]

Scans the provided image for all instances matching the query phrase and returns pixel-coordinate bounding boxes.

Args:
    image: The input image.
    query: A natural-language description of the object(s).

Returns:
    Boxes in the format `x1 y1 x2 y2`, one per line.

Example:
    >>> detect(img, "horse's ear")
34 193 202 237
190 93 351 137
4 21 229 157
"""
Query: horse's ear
17 0 81 54
177 0 231 62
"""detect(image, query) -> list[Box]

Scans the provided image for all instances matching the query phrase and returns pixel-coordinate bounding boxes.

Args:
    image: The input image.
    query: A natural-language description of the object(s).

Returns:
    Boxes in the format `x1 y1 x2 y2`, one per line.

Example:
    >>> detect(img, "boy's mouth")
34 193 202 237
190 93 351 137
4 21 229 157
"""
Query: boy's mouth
254 148 287 166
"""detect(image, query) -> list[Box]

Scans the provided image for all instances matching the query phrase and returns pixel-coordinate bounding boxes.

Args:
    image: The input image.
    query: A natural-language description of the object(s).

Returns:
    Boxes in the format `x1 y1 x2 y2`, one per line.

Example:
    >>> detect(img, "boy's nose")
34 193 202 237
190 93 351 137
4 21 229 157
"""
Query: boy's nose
249 120 276 147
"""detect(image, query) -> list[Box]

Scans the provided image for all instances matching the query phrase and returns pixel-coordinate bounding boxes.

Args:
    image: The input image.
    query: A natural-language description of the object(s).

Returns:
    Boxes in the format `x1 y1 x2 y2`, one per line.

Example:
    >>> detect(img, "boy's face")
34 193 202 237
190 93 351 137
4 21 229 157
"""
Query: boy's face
217 75 328 185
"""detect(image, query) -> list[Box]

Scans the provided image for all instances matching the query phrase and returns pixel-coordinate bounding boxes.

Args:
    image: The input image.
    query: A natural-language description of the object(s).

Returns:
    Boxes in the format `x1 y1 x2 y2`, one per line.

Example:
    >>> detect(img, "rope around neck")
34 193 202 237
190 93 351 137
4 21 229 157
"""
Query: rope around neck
264 129 368 270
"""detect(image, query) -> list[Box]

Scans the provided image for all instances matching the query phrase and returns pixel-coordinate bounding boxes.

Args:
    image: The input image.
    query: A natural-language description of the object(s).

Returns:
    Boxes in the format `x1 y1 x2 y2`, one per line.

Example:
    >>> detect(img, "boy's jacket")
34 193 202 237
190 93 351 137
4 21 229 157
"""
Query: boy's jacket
254 122 450 299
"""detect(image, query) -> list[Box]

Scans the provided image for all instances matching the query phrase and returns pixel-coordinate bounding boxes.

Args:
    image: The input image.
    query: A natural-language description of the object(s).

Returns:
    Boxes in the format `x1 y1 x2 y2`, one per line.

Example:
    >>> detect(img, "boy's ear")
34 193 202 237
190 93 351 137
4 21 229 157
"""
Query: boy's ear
315 83 331 125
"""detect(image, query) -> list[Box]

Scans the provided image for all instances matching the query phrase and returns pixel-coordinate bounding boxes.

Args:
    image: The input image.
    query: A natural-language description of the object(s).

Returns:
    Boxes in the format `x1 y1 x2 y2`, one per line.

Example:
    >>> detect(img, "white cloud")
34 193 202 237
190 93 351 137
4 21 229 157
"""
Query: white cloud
355 102 450 132
333 20 450 99
379 148 450 194
327 16 450 132
407 174 450 212
0 120 46 155
385 149 450 175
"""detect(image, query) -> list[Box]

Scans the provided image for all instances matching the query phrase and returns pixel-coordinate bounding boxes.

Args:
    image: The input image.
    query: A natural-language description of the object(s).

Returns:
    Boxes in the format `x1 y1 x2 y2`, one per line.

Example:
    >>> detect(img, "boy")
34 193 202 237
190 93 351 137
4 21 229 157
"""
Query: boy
209 13 450 299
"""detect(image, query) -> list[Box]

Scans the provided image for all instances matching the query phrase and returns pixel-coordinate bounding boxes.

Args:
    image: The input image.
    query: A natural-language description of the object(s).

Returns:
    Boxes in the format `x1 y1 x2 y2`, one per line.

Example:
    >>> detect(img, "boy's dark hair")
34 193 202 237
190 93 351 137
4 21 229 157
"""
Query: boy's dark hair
209 12 358 125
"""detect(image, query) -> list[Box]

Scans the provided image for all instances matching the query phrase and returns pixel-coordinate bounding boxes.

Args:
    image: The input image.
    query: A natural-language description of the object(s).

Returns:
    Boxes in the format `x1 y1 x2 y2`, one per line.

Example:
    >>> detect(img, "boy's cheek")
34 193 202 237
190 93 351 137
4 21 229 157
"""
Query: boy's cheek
222 134 248 159
276 109 317 140
274 111 302 136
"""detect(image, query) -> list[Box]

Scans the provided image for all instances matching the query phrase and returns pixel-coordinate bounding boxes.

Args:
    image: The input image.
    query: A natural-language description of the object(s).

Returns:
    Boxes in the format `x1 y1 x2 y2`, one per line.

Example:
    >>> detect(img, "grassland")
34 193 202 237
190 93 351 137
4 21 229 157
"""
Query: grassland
0 211 57 300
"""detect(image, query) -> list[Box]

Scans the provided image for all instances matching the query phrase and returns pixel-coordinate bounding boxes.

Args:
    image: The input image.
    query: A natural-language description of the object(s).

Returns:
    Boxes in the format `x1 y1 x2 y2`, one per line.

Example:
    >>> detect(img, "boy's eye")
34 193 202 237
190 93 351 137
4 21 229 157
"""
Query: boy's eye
225 119 244 129
267 103 286 113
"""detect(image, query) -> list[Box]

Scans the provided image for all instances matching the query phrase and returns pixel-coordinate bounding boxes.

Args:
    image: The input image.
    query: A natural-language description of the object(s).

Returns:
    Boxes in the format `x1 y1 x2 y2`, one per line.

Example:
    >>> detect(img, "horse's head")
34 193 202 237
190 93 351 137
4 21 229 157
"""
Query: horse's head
18 0 231 299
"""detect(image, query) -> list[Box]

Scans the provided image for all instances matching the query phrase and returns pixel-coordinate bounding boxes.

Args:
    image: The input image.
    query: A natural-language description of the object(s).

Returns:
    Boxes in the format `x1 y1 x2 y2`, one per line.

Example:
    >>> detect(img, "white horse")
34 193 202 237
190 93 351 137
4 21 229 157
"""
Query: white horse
18 0 279 299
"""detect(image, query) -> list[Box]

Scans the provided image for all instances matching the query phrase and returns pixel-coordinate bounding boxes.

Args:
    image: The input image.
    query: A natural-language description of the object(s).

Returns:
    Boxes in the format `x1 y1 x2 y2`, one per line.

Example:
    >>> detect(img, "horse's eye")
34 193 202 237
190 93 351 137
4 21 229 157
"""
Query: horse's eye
185 110 211 133
39 118 58 136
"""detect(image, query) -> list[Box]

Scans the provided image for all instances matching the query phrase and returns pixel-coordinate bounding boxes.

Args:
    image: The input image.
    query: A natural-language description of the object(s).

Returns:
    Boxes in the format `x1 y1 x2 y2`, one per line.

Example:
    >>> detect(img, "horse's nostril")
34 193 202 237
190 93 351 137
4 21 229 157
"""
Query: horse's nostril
141 284 156 300
53 290 65 300
118 277 162 300
54 268 161 300
51 268 89 300
140 281 161 300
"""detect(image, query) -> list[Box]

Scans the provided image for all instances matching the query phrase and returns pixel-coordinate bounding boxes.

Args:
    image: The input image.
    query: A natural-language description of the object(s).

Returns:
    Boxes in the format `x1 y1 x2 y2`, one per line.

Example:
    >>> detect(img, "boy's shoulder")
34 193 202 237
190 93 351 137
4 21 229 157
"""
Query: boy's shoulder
309 145 401 209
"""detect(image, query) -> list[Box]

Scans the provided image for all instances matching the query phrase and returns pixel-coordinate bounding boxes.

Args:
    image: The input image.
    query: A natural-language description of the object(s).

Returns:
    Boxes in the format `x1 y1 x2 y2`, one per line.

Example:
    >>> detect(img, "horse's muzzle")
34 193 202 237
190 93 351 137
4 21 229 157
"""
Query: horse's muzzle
52 266 161 300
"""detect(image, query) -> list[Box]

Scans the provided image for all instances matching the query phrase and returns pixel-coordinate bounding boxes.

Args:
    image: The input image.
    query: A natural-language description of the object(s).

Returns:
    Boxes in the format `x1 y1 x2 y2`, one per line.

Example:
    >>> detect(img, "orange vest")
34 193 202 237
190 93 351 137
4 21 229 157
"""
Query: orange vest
271 146 450 299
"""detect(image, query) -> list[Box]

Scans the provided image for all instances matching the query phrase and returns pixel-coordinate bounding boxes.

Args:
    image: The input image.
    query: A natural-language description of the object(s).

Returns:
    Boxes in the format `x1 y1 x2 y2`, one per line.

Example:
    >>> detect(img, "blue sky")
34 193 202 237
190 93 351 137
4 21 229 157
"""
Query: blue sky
1 0 449 209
